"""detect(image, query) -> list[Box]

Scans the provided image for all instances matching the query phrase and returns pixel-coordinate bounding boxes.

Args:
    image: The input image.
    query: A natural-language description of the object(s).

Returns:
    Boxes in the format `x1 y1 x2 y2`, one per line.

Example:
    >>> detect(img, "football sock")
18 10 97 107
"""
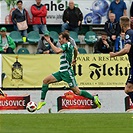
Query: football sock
80 90 94 100
41 84 48 100
127 92 133 103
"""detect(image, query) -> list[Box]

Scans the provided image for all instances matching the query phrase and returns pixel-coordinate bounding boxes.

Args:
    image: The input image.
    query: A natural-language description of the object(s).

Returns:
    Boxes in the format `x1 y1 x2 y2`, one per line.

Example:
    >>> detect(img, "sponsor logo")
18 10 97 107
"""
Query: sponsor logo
0 94 30 110
125 35 129 39
73 63 130 79
57 91 97 111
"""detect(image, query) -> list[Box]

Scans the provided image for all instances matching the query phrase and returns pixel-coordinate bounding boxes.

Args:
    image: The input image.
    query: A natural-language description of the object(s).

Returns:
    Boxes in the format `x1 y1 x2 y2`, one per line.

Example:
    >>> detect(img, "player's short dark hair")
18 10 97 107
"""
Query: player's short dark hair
59 32 70 40
17 0 23 4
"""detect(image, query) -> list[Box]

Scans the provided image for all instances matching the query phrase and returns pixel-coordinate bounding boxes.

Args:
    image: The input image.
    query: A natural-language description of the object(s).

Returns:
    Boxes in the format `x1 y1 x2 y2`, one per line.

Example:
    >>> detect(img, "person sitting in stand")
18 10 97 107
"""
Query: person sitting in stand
0 27 15 54
61 0 83 33
104 13 121 45
37 30 55 54
114 32 125 52
94 31 113 54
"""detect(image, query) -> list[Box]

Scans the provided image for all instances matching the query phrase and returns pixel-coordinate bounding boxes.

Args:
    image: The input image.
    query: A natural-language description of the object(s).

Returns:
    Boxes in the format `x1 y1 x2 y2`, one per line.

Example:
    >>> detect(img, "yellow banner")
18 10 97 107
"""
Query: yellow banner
2 54 129 88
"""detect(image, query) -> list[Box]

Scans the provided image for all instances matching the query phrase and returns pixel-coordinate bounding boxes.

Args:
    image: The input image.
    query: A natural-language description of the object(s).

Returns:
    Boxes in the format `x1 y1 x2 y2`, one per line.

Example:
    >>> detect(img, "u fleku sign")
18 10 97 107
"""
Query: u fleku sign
57 91 97 111
0 94 30 110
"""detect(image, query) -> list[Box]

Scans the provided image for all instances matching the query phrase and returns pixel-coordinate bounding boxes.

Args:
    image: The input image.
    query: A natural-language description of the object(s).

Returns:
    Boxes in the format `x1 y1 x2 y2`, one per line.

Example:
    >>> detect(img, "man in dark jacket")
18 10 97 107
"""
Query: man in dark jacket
104 13 121 45
94 32 113 54
61 0 83 33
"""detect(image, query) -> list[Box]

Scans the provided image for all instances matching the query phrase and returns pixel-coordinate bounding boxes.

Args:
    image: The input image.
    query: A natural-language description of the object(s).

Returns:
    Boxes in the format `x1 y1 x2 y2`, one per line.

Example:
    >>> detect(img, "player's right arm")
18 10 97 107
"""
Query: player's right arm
110 32 132 57
110 43 131 57
44 36 63 54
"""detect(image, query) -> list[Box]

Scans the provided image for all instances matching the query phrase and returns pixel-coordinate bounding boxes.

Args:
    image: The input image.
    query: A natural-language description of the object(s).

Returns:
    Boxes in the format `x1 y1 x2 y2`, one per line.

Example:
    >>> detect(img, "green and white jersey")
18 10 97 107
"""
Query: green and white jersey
60 42 74 72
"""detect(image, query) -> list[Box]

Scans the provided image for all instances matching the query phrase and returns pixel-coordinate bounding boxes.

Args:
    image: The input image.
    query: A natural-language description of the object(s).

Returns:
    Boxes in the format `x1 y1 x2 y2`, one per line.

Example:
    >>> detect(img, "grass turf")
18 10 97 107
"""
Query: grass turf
0 113 133 133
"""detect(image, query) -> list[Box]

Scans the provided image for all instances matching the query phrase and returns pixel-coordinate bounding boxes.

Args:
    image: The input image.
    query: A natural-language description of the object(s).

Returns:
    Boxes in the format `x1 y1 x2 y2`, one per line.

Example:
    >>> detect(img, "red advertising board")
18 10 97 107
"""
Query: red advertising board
57 91 97 111
0 94 30 110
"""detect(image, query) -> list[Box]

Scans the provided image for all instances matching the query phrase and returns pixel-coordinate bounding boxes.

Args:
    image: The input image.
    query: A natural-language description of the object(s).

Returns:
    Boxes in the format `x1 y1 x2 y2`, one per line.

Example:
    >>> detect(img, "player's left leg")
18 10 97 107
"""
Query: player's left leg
71 86 101 108
63 69 101 108
125 83 133 103
125 74 133 103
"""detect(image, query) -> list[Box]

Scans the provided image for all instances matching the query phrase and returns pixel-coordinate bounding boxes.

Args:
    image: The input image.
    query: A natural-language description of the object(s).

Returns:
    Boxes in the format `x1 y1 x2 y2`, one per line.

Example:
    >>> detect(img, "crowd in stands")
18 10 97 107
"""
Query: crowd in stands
0 0 133 54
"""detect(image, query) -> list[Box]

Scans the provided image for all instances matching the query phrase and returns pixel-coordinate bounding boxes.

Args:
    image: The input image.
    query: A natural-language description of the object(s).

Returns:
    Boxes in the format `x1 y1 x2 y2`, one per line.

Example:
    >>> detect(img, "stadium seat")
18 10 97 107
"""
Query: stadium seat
78 47 87 54
69 31 80 44
84 31 98 45
50 31 59 43
9 31 23 43
27 31 40 43
17 48 30 54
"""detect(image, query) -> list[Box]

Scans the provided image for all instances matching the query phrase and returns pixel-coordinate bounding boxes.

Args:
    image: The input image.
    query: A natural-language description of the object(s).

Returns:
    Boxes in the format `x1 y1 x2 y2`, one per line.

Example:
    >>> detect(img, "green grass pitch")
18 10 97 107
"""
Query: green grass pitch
0 113 133 133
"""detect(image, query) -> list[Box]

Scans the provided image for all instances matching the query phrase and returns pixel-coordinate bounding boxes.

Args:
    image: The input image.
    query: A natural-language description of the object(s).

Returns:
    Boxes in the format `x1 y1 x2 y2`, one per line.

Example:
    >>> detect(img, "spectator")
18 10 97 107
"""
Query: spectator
31 0 47 34
61 0 83 33
109 0 127 22
37 30 54 54
104 13 121 44
130 1 133 17
12 0 31 37
114 32 125 52
94 32 113 54
0 27 15 54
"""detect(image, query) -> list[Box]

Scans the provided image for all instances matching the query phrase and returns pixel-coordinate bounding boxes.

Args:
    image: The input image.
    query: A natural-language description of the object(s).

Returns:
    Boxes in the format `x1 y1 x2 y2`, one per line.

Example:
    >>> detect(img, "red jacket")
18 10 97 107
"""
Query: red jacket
31 4 47 25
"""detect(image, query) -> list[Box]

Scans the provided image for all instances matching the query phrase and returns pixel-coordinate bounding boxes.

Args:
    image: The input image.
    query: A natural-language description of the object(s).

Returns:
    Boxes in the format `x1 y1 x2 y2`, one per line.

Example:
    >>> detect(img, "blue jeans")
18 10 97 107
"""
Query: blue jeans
33 24 47 34
61 23 79 33
14 25 27 37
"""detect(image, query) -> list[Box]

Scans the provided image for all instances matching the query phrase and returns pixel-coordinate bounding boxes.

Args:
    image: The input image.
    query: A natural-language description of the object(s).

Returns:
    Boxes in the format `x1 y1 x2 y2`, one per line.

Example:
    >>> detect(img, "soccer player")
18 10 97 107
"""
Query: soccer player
37 32 101 110
110 16 133 103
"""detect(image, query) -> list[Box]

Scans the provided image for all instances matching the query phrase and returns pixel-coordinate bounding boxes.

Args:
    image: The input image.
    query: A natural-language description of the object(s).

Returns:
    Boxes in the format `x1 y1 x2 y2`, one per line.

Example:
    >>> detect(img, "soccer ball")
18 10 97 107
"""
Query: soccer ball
26 101 37 112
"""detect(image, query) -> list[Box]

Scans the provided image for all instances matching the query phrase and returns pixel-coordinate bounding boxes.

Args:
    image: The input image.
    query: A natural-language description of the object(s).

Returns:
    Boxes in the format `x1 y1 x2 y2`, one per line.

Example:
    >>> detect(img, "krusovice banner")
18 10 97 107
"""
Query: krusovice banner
2 54 129 88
